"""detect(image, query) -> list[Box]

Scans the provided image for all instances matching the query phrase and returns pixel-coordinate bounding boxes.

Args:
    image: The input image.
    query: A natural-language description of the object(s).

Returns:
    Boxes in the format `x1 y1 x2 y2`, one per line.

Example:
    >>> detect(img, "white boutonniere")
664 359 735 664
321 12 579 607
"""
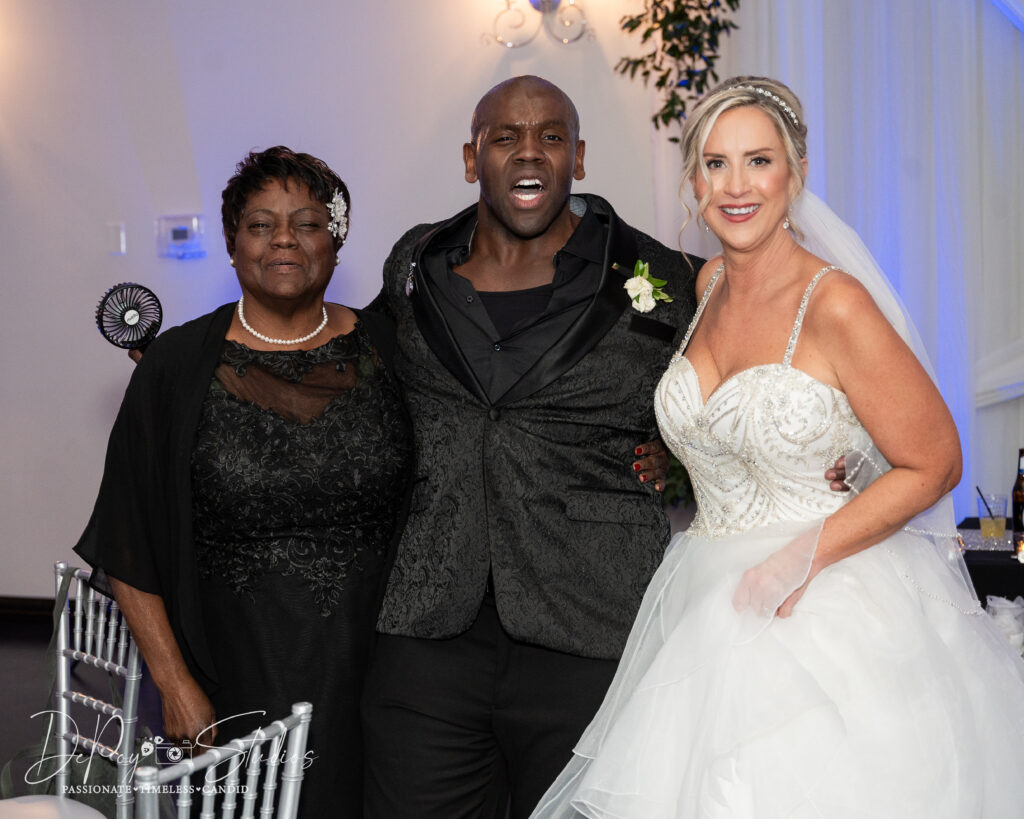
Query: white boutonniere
618 260 672 313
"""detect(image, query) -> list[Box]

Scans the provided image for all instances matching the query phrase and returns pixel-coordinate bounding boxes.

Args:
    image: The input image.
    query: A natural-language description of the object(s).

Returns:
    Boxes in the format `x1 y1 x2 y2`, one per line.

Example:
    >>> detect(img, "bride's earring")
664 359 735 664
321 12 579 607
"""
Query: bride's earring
783 211 791 231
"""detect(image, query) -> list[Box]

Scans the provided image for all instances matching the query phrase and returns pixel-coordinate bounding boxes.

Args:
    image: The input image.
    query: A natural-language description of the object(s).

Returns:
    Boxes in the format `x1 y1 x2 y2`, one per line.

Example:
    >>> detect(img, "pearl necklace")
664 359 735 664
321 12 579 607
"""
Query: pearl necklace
236 295 329 346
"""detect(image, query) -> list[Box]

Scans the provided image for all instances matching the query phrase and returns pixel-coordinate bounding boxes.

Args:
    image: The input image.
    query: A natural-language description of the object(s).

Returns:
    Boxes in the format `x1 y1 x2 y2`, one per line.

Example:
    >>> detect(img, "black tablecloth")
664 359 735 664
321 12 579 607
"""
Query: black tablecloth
958 518 1024 601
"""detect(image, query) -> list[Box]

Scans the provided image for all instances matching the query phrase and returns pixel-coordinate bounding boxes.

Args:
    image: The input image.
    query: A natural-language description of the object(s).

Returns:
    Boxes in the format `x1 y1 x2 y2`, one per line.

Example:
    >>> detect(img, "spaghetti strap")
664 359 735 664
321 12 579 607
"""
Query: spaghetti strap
672 264 723 362
782 265 842 366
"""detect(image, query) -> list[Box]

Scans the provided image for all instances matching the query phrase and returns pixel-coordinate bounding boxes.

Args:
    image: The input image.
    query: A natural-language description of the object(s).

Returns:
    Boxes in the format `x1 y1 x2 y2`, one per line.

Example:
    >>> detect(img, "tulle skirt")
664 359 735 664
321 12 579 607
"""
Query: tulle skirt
531 521 1024 818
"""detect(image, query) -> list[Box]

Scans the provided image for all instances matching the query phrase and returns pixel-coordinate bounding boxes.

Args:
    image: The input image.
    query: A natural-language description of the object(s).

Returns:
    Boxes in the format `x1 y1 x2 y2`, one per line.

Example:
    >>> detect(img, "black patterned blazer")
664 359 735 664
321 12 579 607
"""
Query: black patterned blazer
375 194 701 659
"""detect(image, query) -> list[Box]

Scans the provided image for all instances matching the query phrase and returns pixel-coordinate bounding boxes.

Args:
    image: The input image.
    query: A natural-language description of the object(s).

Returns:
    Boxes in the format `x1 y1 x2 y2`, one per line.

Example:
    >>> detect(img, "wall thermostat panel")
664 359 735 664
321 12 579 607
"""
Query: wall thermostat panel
156 214 206 259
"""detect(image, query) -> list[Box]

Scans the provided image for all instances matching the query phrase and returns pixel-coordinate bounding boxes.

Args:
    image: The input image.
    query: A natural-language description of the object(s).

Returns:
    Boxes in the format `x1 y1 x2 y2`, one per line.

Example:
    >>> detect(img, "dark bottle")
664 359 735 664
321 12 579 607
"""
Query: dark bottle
1013 447 1024 536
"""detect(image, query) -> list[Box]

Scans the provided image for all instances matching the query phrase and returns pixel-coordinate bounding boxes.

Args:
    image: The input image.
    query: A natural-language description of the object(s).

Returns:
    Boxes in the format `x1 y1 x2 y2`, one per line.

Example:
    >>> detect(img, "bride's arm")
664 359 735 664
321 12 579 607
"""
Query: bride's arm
776 272 961 616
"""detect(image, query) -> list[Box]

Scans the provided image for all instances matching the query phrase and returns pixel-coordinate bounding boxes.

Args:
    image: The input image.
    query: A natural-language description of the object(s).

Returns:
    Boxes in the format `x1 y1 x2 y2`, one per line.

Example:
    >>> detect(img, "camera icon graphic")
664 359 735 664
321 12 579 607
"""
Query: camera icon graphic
140 737 193 765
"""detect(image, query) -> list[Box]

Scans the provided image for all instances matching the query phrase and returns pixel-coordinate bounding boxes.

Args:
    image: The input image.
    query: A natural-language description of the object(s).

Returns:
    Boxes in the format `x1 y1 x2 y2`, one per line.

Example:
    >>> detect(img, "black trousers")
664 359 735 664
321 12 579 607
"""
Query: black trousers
362 595 618 819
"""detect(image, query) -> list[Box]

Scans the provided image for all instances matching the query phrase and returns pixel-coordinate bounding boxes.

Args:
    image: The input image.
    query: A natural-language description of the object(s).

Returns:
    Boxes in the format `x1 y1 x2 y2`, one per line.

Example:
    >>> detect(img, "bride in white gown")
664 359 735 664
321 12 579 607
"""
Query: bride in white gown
531 77 1024 818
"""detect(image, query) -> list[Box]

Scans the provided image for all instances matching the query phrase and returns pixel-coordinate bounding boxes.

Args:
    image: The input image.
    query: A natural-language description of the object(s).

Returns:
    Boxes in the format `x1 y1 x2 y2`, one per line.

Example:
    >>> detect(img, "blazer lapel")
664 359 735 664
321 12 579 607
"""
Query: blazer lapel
408 207 491 405
497 197 638 405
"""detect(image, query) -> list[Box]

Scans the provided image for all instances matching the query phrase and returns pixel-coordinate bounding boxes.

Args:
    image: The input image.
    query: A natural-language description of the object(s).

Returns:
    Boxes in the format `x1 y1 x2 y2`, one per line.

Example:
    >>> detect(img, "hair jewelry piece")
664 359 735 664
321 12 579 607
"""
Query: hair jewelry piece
237 294 328 345
736 85 799 128
327 189 349 243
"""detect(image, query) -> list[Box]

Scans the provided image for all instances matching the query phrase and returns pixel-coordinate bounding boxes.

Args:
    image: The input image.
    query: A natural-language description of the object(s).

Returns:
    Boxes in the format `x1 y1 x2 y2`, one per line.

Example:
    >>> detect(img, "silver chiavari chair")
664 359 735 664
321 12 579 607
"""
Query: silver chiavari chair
53 561 143 819
134 702 312 819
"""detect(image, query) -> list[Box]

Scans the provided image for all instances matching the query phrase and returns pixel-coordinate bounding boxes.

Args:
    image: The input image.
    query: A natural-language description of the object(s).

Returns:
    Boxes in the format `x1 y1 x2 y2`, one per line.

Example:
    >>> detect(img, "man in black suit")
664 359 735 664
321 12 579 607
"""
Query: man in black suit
362 75 702 818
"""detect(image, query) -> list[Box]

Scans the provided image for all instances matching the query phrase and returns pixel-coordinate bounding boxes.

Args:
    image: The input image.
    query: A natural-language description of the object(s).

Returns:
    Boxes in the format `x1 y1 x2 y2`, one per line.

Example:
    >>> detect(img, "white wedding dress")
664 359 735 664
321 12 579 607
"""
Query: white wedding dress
532 266 1024 818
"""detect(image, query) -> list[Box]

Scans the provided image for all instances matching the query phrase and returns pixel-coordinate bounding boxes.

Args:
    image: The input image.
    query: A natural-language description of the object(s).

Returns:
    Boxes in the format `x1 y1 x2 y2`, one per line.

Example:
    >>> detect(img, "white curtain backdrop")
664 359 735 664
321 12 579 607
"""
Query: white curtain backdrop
650 0 1024 520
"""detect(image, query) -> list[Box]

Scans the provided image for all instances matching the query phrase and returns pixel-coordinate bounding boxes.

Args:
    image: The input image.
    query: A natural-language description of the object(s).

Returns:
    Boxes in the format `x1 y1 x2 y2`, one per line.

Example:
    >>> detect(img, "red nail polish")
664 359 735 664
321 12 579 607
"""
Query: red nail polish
633 462 641 472
640 474 648 483
635 446 643 455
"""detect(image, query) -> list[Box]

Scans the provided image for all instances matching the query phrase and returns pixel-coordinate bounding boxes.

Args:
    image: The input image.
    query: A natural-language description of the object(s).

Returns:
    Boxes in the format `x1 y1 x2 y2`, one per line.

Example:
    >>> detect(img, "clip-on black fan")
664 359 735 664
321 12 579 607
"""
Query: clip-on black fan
96 283 163 350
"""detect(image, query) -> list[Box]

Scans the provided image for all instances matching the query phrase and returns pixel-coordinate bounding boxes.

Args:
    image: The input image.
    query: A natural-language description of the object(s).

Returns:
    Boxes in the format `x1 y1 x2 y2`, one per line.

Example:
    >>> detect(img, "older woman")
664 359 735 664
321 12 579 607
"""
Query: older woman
532 78 1024 817
75 146 411 817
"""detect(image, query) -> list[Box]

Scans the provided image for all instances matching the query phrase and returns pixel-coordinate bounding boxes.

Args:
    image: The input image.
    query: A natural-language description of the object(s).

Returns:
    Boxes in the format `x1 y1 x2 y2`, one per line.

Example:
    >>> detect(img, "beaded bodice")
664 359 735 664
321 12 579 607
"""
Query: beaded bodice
655 265 871 538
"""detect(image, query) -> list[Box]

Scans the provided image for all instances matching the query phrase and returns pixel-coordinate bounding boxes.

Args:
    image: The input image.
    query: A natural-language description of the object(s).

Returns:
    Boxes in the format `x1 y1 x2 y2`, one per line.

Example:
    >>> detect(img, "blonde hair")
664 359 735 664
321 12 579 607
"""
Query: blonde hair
679 76 809 239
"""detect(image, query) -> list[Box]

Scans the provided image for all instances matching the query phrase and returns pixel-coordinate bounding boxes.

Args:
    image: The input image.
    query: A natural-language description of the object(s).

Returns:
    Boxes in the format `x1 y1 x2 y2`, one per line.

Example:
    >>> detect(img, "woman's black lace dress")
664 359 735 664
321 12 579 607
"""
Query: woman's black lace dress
189 322 411 817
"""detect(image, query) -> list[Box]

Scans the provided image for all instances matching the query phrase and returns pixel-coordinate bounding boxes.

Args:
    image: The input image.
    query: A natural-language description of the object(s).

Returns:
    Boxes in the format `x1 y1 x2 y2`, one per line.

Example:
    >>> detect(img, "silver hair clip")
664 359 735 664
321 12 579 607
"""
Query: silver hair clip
327 189 349 242
736 85 799 128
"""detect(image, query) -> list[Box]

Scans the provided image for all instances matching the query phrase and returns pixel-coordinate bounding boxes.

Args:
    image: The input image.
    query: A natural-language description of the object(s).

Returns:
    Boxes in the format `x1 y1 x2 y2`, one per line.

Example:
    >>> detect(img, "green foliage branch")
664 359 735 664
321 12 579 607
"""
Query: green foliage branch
617 0 741 141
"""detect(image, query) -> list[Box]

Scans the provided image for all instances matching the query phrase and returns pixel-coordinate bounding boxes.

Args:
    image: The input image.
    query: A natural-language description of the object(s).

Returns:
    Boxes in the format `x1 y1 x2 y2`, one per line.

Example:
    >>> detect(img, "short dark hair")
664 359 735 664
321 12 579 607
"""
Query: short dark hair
221 145 350 254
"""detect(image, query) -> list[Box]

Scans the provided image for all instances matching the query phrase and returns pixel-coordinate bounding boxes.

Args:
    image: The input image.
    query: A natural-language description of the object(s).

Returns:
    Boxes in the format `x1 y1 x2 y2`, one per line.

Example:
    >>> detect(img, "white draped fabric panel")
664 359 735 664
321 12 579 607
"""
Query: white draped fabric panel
652 0 1024 519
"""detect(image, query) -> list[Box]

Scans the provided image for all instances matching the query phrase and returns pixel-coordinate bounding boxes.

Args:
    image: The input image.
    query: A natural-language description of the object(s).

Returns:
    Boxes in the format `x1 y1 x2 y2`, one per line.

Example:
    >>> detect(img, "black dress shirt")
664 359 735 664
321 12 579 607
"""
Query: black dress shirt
420 200 605 402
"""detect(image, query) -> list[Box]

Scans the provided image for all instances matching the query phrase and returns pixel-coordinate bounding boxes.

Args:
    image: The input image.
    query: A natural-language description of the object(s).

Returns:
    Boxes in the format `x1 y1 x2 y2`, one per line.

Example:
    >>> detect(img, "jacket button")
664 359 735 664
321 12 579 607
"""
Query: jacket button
489 408 501 421
492 343 501 352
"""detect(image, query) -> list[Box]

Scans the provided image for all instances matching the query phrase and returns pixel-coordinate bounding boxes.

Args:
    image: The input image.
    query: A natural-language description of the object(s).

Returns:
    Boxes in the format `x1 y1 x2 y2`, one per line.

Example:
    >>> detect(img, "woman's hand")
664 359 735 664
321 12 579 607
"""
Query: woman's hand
158 673 217 746
108 577 216 745
633 439 669 491
732 526 820 618
775 563 820 618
